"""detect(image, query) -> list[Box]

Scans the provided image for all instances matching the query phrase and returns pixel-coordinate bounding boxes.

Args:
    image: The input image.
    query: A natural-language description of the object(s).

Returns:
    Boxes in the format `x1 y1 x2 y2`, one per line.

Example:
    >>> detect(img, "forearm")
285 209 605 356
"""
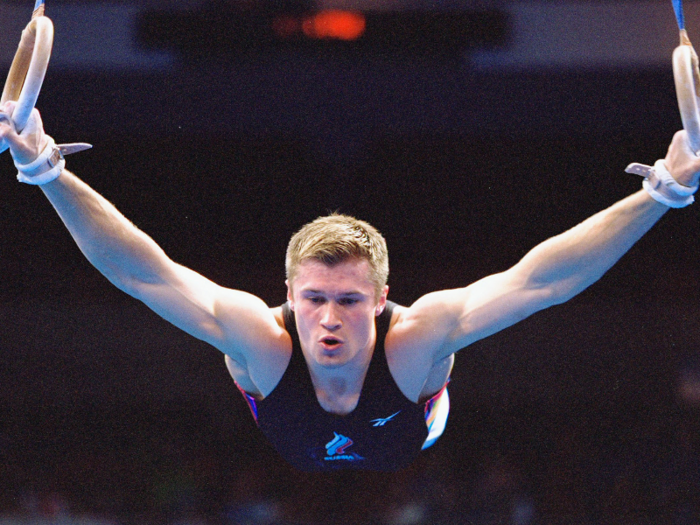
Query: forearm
40 169 171 291
516 189 668 303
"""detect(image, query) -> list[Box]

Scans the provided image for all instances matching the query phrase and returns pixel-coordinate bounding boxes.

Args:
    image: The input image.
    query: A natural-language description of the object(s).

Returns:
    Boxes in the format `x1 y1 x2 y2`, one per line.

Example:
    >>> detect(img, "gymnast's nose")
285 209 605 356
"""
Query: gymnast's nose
320 302 342 331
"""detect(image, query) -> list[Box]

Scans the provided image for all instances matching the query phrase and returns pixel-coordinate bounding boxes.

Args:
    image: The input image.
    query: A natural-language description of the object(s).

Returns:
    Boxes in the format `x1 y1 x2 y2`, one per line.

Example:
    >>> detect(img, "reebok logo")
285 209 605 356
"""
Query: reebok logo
370 411 401 427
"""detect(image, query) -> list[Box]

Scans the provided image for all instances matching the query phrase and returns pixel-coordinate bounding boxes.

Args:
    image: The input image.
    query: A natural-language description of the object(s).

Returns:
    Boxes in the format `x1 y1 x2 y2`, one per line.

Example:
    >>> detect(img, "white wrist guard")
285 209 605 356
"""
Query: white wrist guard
15 136 64 185
625 159 698 208
15 136 92 185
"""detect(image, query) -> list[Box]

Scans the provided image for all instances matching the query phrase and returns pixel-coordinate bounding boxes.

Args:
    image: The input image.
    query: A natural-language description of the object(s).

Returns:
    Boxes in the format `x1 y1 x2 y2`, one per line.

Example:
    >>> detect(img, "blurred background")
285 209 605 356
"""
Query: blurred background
1 0 700 523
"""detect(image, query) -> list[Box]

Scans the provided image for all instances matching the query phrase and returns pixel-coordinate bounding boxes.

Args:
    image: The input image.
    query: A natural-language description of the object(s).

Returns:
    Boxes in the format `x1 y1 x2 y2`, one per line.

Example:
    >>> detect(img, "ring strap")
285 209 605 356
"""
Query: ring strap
15 136 92 185
626 160 697 208
673 0 686 31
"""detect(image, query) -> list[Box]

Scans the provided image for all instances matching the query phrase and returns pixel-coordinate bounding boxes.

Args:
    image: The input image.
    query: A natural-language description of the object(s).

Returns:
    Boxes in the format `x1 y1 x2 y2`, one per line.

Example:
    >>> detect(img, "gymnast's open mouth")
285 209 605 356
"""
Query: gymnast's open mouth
320 336 343 349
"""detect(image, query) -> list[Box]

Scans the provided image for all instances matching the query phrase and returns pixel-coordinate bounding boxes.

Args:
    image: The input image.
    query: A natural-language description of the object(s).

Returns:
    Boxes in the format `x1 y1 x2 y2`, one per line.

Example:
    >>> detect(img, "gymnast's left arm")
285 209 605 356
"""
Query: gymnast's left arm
393 131 700 362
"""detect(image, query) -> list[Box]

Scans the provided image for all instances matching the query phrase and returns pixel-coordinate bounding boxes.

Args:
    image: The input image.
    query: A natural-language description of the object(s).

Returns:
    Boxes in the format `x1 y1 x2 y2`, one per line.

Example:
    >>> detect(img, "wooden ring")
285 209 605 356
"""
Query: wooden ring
1 15 54 133
673 30 700 153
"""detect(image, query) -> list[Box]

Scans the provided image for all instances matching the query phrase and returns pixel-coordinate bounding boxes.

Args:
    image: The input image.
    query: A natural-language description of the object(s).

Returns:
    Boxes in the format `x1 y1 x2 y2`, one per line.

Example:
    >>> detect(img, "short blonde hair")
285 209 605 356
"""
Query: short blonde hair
286 214 389 297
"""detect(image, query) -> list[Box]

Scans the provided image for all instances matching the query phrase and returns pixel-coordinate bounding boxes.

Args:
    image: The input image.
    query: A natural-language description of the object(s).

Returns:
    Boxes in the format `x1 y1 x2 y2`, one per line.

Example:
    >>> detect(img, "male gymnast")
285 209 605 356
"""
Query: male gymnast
2 100 700 471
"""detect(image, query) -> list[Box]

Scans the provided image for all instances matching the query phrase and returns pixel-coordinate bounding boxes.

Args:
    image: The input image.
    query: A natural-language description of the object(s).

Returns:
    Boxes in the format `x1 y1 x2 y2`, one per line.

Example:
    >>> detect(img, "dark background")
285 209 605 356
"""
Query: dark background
1 2 700 523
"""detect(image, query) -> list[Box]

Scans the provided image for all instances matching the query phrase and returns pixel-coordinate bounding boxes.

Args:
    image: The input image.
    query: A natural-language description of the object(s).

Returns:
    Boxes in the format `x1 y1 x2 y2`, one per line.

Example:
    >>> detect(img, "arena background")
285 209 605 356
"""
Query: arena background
1 1 700 523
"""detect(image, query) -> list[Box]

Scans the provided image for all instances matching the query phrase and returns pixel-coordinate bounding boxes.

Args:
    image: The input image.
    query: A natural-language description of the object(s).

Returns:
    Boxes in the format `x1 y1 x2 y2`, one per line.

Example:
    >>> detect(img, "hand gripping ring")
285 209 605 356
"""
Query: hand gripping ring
0 7 53 152
673 29 700 154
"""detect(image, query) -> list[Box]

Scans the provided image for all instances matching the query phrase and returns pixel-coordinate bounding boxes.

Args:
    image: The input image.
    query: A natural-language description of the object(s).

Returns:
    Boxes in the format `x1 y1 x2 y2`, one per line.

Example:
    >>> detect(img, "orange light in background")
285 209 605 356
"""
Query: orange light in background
302 10 366 41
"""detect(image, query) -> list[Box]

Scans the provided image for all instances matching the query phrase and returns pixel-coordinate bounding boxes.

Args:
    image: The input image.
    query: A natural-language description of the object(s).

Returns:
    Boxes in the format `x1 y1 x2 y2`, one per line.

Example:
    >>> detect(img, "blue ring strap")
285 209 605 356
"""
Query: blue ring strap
673 0 686 31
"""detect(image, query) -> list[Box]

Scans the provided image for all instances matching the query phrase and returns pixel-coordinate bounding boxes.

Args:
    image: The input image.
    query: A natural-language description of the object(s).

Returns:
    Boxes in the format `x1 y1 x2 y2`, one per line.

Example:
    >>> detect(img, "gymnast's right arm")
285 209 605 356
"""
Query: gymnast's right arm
0 103 287 369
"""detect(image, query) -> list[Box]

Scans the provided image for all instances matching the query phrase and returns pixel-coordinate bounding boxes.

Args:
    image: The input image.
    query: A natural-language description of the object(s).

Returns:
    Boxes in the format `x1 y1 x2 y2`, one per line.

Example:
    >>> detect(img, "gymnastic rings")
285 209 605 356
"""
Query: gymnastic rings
672 0 700 153
0 1 53 153
673 31 700 153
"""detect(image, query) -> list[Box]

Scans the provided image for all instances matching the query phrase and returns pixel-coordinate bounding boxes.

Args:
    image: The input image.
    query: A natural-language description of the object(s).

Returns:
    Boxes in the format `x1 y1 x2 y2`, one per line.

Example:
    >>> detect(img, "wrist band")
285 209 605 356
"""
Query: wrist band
625 159 698 208
14 135 92 185
15 136 64 185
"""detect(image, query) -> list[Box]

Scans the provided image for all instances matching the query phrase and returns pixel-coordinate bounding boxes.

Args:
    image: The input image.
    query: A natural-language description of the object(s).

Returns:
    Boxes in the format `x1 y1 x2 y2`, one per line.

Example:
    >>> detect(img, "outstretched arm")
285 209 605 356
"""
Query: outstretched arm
0 103 287 369
393 131 700 362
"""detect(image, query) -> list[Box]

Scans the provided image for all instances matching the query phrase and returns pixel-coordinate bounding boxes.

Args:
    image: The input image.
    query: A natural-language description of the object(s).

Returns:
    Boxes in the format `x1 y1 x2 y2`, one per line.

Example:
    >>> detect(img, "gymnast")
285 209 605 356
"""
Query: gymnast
1 100 699 472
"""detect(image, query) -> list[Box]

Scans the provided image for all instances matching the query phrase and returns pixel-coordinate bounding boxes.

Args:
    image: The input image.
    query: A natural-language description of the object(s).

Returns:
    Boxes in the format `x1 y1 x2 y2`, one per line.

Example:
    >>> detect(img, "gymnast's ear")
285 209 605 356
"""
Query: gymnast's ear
375 285 389 316
286 279 294 310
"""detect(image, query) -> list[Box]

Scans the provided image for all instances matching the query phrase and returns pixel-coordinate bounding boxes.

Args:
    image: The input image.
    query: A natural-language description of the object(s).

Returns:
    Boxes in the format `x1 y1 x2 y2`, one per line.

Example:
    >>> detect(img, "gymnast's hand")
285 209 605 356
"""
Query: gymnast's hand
0 100 48 166
664 130 700 188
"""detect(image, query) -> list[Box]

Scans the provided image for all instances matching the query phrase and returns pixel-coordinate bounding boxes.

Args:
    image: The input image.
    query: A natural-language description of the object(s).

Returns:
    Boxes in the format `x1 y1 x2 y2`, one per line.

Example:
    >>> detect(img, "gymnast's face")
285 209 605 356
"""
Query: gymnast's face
287 258 388 370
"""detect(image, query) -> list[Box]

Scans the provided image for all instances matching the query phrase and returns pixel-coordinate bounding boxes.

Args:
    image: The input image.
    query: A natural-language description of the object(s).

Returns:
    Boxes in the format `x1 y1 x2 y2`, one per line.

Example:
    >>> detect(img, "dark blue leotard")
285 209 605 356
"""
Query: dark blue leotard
236 301 450 472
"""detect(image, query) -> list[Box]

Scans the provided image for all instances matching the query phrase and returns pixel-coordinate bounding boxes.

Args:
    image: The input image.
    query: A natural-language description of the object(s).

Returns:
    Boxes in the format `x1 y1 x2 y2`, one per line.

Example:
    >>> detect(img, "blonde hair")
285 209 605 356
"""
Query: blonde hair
286 214 389 297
